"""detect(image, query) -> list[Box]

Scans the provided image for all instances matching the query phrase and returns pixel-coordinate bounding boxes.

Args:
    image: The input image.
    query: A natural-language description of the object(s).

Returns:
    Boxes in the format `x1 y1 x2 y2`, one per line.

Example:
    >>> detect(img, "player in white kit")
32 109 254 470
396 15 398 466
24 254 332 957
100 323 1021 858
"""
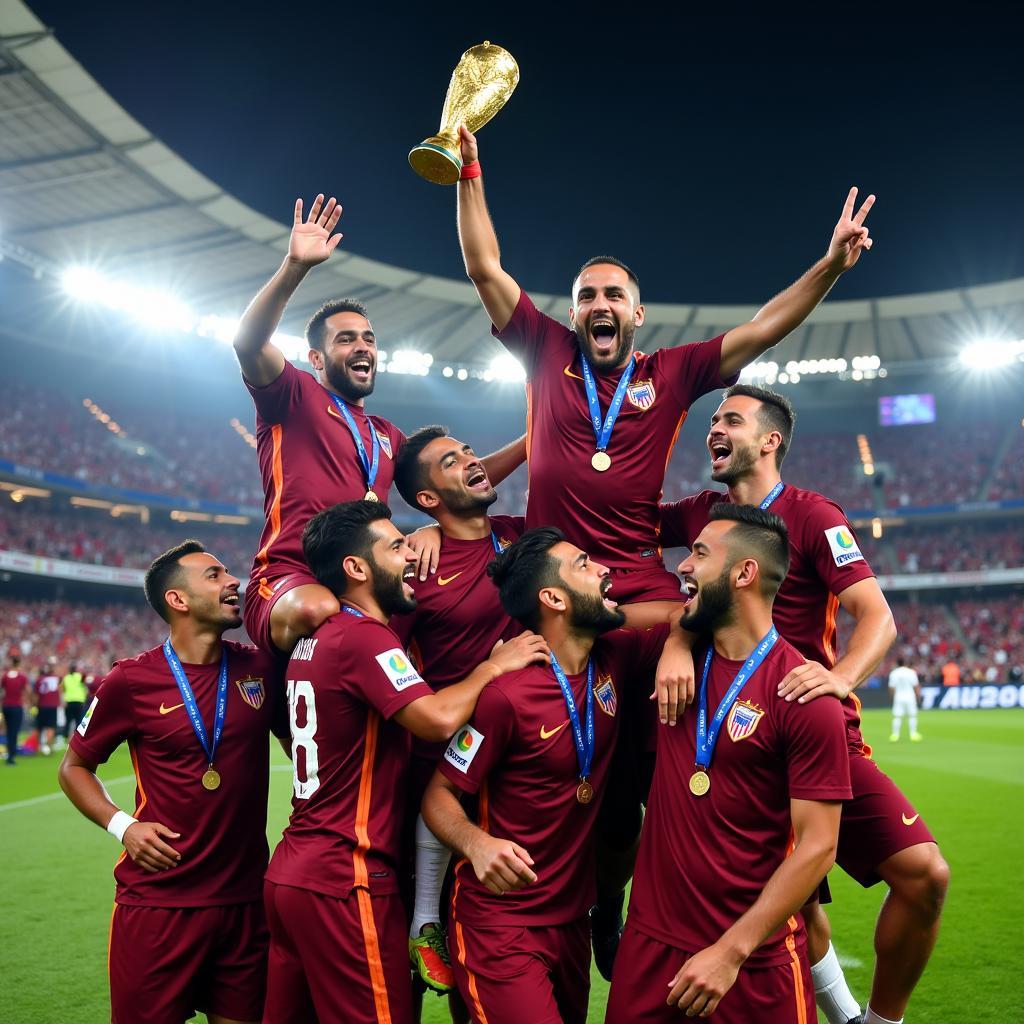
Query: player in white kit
889 658 922 742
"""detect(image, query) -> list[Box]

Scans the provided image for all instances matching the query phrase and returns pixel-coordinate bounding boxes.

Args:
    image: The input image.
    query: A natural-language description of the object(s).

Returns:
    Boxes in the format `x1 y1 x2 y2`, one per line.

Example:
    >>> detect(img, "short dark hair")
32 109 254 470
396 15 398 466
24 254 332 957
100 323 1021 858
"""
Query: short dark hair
302 500 393 596
144 539 207 622
722 384 796 467
394 425 450 514
487 527 566 631
573 256 640 299
305 298 371 352
708 504 790 598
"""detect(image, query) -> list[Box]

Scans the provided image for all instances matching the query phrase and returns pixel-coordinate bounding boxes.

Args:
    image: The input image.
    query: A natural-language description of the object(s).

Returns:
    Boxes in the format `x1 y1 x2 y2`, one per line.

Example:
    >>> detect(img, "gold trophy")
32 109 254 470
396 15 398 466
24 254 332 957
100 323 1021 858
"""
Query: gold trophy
409 41 519 185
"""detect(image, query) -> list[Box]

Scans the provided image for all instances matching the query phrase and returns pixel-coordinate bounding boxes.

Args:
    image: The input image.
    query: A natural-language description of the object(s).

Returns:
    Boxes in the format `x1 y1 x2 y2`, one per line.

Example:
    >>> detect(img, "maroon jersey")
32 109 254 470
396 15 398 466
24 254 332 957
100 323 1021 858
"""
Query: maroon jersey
661 485 877 751
440 625 668 927
629 637 851 967
2 670 29 706
69 641 286 907
246 360 406 581
35 673 61 708
493 291 733 570
266 612 433 899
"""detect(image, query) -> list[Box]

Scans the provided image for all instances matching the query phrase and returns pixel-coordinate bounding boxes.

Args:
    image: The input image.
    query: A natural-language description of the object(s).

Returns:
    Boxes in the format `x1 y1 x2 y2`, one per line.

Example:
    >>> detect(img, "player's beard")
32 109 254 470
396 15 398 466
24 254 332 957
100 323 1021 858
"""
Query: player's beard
371 564 417 616
325 357 376 403
436 482 498 514
679 568 735 635
573 313 636 372
567 582 626 635
710 441 758 486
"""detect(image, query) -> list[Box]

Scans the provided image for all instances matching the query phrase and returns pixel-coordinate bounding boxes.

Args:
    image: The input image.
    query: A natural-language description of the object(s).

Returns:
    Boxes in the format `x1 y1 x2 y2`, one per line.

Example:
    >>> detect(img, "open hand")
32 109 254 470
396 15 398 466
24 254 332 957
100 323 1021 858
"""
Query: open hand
289 194 344 267
487 631 550 675
777 660 852 703
123 821 182 874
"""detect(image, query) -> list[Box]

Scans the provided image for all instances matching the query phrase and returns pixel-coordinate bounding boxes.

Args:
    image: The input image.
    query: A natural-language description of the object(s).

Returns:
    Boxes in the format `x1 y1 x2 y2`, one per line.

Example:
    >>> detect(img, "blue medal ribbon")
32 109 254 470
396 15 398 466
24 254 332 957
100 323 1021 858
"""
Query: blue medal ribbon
759 481 785 510
490 531 503 555
162 639 229 767
695 626 779 773
341 604 365 618
579 354 637 456
328 392 380 495
549 653 595 782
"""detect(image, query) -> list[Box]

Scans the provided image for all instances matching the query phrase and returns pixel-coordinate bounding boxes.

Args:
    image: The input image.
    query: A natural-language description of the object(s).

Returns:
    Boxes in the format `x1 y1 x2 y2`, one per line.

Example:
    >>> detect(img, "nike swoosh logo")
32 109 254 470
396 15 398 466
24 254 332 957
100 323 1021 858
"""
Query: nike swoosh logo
159 702 185 715
563 363 584 381
437 573 463 586
902 812 920 826
540 720 569 740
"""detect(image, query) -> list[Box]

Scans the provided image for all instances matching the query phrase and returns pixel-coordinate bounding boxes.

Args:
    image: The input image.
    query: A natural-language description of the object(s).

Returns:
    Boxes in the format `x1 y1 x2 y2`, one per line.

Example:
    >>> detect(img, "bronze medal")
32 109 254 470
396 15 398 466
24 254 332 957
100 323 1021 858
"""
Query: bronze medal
364 490 379 502
688 770 710 797
202 768 222 791
576 779 595 804
591 451 611 472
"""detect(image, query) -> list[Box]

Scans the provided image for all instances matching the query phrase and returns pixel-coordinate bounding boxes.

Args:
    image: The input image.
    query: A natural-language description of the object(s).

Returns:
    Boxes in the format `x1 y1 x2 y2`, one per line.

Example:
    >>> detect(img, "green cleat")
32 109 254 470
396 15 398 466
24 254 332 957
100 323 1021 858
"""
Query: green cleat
409 922 455 993
910 732 923 742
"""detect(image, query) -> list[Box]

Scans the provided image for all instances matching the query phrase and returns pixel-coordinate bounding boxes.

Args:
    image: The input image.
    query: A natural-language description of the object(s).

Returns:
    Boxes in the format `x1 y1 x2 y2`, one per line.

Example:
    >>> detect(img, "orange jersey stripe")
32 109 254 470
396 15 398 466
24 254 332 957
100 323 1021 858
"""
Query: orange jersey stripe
451 877 490 1024
255 424 284 570
106 903 118 982
116 742 149 868
524 382 534 466
352 711 380 889
355 887 393 1023
821 593 839 666
783 918 809 1024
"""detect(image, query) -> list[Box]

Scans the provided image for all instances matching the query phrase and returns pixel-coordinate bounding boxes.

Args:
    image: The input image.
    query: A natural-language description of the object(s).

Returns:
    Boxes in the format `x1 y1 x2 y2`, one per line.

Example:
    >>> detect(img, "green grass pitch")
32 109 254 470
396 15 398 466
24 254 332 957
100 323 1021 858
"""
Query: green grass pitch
2 709 1021 1023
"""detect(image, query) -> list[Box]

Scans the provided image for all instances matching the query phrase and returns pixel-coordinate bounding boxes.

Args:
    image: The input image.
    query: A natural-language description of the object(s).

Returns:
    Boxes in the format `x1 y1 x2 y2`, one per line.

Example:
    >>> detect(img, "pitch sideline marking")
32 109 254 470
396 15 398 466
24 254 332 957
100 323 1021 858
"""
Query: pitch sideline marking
837 951 864 969
0 774 136 813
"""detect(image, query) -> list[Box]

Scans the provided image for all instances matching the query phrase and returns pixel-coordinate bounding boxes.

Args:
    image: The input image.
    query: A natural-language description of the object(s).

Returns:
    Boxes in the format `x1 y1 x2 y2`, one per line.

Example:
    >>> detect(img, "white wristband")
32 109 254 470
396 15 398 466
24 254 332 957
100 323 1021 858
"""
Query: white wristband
106 810 137 843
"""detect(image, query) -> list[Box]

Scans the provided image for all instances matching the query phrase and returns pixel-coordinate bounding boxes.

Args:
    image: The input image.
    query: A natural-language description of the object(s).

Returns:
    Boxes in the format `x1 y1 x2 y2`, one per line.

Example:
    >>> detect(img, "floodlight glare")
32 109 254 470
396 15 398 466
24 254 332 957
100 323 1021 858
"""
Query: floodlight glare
488 353 526 383
959 338 1024 369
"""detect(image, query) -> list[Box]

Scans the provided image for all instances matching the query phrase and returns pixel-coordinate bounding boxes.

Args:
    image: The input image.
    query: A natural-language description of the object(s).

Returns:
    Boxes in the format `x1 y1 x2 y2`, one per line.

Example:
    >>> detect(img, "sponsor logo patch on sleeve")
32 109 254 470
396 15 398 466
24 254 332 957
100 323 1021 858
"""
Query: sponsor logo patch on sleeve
444 725 484 773
77 696 97 737
824 525 865 567
374 649 424 691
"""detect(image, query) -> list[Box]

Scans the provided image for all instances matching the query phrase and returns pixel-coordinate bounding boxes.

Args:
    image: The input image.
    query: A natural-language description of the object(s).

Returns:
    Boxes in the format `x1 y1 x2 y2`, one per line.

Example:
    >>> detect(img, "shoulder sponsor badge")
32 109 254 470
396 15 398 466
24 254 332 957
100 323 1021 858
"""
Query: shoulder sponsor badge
626 379 656 410
726 700 764 742
444 724 484 774
235 677 265 710
77 696 98 737
594 674 618 717
374 648 423 691
376 430 393 459
824 525 864 567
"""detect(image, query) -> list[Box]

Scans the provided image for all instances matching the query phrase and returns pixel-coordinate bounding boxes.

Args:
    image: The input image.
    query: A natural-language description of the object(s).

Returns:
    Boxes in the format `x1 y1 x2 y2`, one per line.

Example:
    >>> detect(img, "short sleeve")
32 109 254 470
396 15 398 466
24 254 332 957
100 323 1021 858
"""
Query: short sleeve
658 335 737 407
659 492 723 549
69 665 135 765
802 500 876 597
632 623 671 675
346 621 433 720
244 359 307 426
778 694 852 801
438 685 516 795
491 290 571 378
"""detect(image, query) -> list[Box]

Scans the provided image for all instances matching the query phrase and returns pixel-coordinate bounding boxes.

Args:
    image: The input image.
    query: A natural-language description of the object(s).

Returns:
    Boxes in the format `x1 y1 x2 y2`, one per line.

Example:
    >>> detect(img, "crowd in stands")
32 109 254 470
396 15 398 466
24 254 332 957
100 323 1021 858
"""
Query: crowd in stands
987 426 1024 501
861 522 1024 574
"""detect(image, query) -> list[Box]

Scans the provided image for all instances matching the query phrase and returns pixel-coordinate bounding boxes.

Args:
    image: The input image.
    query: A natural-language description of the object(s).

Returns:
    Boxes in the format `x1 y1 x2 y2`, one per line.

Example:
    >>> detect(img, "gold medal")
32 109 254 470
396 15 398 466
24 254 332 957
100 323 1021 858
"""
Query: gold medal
202 768 221 791
576 780 594 804
688 770 710 797
364 490 379 502
591 451 611 472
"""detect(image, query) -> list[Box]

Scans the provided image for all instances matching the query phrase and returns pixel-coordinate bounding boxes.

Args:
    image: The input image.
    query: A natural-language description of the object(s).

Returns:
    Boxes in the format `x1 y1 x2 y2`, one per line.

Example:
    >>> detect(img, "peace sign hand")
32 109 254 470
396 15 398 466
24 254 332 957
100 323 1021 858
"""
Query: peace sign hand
826 187 875 273
288 194 344 268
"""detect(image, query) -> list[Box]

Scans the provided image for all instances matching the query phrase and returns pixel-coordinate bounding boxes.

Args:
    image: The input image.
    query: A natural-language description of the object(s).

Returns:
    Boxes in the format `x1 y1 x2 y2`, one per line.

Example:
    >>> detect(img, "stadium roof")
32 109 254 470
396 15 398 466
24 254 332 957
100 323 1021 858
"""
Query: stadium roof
2 0 1024 379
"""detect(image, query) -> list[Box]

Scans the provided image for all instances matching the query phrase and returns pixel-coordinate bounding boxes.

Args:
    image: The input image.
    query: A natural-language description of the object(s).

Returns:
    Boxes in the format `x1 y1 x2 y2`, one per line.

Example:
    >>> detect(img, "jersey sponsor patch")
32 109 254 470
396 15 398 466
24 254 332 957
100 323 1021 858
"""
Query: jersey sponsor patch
444 724 484 773
726 700 764 742
235 676 265 710
77 696 98 737
594 674 618 717
374 649 424 691
626 379 656 410
824 525 865 566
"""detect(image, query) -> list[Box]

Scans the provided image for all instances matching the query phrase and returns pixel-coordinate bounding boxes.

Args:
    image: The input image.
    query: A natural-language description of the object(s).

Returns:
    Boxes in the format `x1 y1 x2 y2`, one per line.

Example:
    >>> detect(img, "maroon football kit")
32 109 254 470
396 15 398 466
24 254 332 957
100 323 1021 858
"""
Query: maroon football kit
264 610 433 1024
243 360 406 653
606 637 851 1023
69 641 286 1024
2 669 29 707
439 625 668 1024
660 484 935 883
35 672 61 708
493 290 735 602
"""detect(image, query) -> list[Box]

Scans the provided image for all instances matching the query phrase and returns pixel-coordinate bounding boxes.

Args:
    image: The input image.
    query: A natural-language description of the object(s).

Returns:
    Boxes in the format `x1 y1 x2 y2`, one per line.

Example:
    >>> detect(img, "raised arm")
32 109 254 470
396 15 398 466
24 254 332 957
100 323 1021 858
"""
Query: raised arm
480 433 527 487
666 797 841 1016
232 195 344 386
456 126 522 332
719 188 875 379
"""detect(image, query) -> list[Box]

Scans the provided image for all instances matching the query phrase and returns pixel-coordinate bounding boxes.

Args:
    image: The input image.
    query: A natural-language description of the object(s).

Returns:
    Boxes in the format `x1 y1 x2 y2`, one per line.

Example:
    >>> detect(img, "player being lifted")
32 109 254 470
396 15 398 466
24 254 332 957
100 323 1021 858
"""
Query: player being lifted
659 385 949 1024
232 194 524 657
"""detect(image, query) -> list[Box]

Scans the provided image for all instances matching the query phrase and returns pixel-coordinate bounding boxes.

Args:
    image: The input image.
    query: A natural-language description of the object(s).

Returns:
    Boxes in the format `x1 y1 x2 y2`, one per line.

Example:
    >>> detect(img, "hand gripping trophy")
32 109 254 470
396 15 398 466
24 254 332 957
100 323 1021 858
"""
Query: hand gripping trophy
409 41 519 184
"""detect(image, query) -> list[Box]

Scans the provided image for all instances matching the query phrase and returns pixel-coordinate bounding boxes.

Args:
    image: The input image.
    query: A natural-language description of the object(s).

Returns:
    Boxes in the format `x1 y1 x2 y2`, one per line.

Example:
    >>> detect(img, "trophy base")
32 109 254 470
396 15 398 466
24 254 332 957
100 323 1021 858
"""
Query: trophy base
409 140 462 185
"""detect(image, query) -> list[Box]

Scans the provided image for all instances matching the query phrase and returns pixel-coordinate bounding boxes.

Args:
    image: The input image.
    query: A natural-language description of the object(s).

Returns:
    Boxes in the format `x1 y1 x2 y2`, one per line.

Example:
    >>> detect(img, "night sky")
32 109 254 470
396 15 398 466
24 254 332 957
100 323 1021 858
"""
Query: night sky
27 2 1024 304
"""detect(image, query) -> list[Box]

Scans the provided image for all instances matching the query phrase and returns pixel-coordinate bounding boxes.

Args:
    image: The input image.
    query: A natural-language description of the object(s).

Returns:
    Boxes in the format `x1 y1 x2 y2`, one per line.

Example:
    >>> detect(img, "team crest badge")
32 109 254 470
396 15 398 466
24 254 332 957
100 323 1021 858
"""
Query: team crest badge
594 675 618 717
726 700 764 742
626 380 656 410
235 677 265 710
376 431 393 459
495 535 512 551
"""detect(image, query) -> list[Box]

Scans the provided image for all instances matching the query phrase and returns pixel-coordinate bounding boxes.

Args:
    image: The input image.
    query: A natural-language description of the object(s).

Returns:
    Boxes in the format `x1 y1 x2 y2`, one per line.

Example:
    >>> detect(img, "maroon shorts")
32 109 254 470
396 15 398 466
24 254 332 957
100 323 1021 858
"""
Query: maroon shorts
606 925 815 1024
264 880 412 1024
243 566 319 655
448 900 589 1024
609 563 684 604
835 752 936 886
108 900 268 1024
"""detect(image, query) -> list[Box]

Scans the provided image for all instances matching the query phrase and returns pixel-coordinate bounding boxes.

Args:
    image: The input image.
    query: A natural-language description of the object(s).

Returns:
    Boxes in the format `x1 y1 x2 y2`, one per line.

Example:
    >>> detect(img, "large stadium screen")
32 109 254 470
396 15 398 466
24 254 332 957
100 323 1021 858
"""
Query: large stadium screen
878 392 936 426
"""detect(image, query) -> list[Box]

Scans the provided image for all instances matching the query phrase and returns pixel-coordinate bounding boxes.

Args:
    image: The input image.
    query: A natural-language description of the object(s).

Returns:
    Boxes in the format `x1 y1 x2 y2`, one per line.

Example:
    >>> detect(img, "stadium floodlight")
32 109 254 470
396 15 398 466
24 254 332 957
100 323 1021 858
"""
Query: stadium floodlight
959 337 1024 369
488 353 527 383
442 366 454 377
62 265 197 334
388 349 433 376
457 368 469 381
